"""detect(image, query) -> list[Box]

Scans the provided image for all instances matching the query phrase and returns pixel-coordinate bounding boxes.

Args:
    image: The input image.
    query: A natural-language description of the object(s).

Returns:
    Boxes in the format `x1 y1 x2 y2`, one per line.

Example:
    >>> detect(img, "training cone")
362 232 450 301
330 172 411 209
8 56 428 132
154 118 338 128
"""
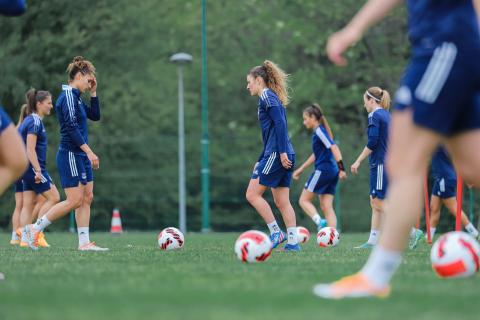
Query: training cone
110 208 123 234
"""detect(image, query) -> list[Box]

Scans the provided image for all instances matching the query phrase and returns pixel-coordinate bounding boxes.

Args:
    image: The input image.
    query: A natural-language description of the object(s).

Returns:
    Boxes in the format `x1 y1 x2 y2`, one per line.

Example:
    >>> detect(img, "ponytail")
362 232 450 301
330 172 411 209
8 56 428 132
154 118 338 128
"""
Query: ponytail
304 103 334 139
365 86 391 110
25 88 52 115
248 60 290 106
16 104 28 127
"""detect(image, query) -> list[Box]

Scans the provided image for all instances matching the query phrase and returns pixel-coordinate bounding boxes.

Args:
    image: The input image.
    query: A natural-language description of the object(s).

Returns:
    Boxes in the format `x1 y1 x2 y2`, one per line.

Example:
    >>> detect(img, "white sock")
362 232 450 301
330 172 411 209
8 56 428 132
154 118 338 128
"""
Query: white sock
11 231 19 241
361 245 403 288
21 228 27 243
267 221 280 234
77 227 90 246
34 215 51 232
312 214 321 225
429 227 436 238
287 227 298 245
465 223 479 238
367 229 379 245
409 227 417 239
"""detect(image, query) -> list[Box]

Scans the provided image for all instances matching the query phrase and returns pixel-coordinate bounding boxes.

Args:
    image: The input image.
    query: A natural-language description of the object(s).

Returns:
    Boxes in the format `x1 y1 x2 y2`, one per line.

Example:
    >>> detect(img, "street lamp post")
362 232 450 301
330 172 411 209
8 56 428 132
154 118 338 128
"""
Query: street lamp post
170 52 192 234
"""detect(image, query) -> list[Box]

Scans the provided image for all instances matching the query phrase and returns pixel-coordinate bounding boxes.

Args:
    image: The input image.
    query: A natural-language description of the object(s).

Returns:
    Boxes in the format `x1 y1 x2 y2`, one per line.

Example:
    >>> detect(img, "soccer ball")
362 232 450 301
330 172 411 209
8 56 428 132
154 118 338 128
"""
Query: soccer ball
317 227 340 247
234 230 272 263
431 231 480 278
297 226 310 244
158 227 185 250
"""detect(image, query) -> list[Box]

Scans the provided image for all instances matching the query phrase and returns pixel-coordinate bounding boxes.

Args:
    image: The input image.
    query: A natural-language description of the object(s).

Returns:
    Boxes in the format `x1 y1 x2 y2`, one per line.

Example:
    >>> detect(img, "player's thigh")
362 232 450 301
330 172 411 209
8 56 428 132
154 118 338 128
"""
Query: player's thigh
446 130 480 185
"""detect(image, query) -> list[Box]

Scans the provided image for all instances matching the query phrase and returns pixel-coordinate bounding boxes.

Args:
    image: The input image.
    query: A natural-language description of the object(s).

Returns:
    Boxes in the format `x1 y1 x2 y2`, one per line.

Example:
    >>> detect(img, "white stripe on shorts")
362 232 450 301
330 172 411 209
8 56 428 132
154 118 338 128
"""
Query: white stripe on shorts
376 164 384 190
440 178 445 193
307 170 322 192
262 152 277 175
69 152 78 177
415 42 457 104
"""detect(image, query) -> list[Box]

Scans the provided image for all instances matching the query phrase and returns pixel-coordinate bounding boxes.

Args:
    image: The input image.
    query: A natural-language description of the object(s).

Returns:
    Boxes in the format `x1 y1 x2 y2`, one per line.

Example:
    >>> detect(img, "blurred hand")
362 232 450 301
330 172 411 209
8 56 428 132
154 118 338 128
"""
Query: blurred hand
326 27 362 66
87 151 100 169
293 169 302 180
351 161 360 175
89 75 97 95
339 170 347 180
280 153 292 169
34 171 42 184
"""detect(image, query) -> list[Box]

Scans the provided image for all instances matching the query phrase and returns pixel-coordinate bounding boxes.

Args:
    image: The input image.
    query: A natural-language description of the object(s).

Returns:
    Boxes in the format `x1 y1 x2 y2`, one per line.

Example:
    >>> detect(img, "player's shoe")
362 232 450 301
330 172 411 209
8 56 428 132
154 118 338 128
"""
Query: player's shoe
37 232 50 248
317 219 328 231
281 243 301 251
409 229 424 250
78 242 109 251
19 241 28 247
313 273 391 299
354 242 374 249
270 231 286 249
24 224 40 250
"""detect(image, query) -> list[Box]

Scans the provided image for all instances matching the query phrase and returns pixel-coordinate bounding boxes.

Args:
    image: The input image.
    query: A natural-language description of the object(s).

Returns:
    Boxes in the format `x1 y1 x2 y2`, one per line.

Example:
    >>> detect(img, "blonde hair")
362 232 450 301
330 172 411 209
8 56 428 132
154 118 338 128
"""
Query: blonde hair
66 56 96 81
16 104 28 127
304 103 334 139
249 60 290 106
366 86 391 110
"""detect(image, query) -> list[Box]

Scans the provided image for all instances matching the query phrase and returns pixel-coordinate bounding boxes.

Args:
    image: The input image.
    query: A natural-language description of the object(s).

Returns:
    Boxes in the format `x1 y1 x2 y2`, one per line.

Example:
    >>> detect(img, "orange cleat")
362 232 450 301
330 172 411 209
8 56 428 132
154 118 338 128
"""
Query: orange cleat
313 273 391 299
37 232 50 248
10 239 20 245
19 241 28 248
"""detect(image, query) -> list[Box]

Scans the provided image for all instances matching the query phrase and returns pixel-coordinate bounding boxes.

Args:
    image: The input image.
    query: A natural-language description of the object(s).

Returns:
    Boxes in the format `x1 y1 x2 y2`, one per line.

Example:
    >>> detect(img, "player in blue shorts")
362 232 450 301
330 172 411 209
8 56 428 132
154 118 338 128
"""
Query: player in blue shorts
26 56 108 251
293 103 346 230
428 146 479 239
17 89 60 248
246 60 300 251
315 0 480 299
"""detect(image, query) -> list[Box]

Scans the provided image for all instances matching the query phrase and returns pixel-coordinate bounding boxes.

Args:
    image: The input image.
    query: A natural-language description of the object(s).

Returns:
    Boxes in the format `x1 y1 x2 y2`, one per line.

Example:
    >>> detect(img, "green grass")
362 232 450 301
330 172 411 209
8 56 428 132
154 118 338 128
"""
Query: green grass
0 232 478 320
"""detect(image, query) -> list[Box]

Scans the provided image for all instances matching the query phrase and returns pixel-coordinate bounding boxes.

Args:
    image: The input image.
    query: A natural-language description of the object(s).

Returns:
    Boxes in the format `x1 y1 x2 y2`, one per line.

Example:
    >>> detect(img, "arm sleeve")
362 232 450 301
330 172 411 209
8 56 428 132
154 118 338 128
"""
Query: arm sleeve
315 127 335 149
61 96 86 147
26 118 40 136
85 97 101 121
366 115 380 150
263 92 288 154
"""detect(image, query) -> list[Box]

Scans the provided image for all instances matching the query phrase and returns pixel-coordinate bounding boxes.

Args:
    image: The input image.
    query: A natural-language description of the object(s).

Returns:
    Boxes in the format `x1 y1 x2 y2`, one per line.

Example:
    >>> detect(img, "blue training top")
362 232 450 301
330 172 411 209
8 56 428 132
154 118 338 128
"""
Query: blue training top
312 125 338 173
56 85 100 155
0 0 26 16
18 114 48 170
0 106 12 133
407 0 480 56
431 146 456 180
367 108 390 168
257 88 295 160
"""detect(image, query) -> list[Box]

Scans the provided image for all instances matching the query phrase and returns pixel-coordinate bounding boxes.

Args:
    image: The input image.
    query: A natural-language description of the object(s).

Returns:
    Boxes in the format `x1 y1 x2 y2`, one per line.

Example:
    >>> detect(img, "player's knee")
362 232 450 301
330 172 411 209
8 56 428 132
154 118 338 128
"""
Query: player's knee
245 190 257 204
84 192 94 205
320 202 331 213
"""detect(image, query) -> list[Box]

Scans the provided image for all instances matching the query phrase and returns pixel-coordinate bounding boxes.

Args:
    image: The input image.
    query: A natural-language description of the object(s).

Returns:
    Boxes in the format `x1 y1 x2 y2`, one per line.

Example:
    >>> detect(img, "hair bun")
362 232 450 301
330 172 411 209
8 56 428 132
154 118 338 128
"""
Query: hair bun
73 56 85 63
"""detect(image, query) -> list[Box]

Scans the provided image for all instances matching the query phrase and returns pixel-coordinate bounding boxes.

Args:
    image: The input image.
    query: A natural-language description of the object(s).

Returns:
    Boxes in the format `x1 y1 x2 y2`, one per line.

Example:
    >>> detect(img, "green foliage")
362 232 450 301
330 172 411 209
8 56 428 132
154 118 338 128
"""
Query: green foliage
2 1 465 232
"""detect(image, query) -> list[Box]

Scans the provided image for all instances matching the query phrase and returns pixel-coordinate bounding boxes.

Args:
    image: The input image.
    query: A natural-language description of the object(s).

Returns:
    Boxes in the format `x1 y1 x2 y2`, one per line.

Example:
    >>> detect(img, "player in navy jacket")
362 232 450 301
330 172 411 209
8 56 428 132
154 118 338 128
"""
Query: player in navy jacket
17 89 60 248
293 103 346 230
246 60 300 251
428 147 479 239
316 0 480 299
26 56 108 251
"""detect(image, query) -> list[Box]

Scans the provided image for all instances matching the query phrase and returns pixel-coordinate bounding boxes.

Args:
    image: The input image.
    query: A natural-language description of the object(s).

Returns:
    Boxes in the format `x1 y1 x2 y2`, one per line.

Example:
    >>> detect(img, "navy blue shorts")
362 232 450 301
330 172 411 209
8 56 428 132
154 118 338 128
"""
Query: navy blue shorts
57 149 93 188
13 179 23 193
431 177 456 199
370 164 388 200
251 153 295 188
394 43 480 135
22 168 52 194
304 169 338 195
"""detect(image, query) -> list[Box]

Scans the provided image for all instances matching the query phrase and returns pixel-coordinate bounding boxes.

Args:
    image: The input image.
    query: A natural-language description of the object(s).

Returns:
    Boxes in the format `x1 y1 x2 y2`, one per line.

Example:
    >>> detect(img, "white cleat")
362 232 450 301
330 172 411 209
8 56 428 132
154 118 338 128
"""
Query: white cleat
25 224 40 250
78 242 109 251
0 272 5 280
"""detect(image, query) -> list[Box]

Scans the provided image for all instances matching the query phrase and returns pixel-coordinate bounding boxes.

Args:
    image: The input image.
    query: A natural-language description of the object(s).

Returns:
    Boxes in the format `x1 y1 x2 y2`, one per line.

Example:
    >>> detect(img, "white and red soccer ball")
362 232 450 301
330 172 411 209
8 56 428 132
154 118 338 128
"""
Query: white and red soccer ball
317 227 340 247
431 231 480 278
297 226 310 244
234 230 272 263
158 227 185 250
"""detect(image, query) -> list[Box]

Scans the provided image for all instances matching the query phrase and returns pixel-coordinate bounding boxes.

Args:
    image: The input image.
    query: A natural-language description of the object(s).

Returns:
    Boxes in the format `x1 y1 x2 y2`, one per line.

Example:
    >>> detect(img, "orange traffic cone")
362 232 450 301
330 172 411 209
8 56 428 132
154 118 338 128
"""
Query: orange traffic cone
110 208 123 234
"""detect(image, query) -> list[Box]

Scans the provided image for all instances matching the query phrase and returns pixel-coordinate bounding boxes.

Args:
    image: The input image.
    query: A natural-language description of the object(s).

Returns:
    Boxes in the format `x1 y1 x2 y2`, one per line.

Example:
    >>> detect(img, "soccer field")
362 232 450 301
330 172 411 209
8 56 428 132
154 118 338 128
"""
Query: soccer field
0 232 477 320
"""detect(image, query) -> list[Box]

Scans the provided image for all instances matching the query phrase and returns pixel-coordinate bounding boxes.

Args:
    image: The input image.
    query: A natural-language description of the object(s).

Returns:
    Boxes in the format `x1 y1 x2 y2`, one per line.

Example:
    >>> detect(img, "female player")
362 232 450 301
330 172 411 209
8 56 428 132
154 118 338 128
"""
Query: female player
17 89 60 248
315 0 480 299
293 103 346 230
26 56 108 251
245 60 300 251
10 104 27 245
428 146 479 239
